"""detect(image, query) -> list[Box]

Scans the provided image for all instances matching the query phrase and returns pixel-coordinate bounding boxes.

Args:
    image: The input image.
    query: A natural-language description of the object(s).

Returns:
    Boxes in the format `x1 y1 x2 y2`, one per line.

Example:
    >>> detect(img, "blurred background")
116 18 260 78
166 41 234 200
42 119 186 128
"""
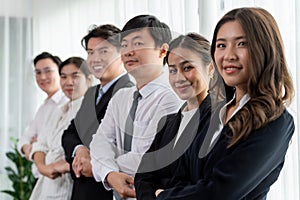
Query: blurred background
0 0 299 199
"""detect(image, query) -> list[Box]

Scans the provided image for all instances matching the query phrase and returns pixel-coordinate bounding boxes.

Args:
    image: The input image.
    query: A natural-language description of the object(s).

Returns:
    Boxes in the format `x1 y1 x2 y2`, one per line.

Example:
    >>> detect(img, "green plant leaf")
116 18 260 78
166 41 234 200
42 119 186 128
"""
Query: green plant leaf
1 137 35 200
1 190 19 199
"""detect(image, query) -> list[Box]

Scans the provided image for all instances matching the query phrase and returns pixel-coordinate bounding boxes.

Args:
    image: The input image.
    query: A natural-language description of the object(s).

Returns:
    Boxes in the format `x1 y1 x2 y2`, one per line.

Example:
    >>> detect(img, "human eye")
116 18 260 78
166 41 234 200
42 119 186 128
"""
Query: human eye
121 43 128 49
34 70 41 75
216 42 225 48
87 50 94 55
168 67 177 74
60 74 67 79
238 41 247 47
72 74 80 79
44 68 52 74
183 65 194 72
134 41 144 47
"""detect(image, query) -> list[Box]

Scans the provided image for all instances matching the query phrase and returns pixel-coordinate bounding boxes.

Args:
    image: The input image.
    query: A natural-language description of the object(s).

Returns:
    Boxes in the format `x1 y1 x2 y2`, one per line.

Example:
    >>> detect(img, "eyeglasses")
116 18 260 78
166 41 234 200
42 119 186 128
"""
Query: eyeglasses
34 67 57 76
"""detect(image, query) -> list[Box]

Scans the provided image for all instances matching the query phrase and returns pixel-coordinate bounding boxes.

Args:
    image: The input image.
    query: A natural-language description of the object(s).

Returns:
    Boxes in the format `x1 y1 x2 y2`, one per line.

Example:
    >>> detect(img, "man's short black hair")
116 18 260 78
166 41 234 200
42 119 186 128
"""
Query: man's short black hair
33 52 62 67
121 15 172 48
81 24 121 51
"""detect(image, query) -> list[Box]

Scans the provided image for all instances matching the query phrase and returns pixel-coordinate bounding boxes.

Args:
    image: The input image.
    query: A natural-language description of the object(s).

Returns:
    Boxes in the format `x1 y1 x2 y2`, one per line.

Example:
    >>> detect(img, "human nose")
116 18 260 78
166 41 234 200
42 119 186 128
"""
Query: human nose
174 71 186 82
224 46 237 61
38 72 47 79
87 52 101 63
123 44 135 57
65 76 74 85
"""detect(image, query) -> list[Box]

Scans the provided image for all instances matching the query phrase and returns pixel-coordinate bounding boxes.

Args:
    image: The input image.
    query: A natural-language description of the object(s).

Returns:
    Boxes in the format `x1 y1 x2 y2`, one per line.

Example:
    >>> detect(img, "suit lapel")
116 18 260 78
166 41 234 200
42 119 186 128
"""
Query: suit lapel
79 74 134 146
95 74 133 118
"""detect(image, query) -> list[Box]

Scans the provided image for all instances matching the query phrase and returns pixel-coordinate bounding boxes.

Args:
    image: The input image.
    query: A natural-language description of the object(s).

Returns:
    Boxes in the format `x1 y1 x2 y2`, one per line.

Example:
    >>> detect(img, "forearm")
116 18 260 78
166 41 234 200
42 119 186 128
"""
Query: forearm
32 151 46 170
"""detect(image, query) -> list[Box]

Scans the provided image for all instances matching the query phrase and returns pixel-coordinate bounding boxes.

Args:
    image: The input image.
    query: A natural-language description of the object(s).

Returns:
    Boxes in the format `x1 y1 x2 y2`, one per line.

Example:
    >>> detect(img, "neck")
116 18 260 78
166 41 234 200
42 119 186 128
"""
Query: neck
234 86 247 103
135 70 162 90
186 91 208 111
47 88 59 99
233 91 246 106
100 70 125 87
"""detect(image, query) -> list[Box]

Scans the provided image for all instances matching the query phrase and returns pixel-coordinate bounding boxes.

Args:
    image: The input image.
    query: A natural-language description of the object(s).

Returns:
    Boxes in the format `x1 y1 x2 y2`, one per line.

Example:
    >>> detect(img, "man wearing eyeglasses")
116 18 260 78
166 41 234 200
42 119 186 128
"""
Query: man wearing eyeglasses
18 52 69 179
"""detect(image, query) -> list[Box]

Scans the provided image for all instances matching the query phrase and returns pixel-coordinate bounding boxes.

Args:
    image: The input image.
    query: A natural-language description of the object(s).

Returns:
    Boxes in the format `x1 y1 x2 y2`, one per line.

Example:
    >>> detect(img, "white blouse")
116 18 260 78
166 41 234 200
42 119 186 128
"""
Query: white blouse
29 97 83 200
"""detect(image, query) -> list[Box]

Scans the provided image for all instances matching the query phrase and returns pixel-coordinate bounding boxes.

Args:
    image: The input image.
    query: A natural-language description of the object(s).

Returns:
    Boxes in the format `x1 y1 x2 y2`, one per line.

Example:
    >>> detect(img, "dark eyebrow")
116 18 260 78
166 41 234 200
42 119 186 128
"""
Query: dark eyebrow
180 60 192 66
60 71 81 76
168 60 193 68
122 35 142 43
87 46 109 51
98 46 108 50
216 35 246 42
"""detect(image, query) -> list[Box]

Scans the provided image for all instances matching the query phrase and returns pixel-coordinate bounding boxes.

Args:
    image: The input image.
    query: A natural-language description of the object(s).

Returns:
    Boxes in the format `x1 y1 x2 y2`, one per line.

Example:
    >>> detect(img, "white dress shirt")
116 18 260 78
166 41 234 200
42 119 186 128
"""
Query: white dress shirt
210 93 250 147
17 89 68 178
29 96 83 200
90 73 181 190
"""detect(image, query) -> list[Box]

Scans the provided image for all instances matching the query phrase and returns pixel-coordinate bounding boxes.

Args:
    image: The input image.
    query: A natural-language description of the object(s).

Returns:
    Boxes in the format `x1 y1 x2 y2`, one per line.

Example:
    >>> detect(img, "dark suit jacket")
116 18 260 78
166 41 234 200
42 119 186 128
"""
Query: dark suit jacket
62 74 134 200
134 95 212 200
156 108 295 200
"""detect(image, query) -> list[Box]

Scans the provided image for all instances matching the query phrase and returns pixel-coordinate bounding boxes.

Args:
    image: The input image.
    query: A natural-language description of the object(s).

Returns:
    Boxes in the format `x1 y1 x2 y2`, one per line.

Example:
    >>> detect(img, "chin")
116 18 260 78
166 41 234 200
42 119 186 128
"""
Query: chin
177 94 189 101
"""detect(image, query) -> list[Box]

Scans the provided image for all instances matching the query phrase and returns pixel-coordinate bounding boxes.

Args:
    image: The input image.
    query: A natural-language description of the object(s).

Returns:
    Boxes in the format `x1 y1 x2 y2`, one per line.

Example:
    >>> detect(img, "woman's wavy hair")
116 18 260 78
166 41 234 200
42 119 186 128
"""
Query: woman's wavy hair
211 7 294 147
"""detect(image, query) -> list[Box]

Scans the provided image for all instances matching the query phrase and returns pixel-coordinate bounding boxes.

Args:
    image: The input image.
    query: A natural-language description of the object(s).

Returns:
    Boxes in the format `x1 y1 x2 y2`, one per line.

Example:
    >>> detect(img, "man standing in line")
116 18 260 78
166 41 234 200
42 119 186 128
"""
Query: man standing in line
18 52 68 179
62 24 134 200
89 15 181 199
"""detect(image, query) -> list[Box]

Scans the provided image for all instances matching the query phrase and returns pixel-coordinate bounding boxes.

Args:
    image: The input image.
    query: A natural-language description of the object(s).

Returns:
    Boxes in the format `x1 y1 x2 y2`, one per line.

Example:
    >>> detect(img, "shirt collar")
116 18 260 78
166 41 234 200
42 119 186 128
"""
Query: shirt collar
46 89 65 104
61 96 84 113
219 93 250 125
100 72 127 94
138 72 170 99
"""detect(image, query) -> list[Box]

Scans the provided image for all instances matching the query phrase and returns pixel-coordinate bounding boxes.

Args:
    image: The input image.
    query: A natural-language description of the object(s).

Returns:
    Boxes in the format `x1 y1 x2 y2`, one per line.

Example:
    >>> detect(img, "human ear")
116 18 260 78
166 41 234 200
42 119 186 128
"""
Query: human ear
208 62 215 78
159 43 169 58
87 74 93 87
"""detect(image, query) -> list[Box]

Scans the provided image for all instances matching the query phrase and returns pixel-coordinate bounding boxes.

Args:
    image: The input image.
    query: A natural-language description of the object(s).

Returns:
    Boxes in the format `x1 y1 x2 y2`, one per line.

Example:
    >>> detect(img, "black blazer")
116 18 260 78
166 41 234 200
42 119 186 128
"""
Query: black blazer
62 74 134 200
134 95 212 200
156 108 295 200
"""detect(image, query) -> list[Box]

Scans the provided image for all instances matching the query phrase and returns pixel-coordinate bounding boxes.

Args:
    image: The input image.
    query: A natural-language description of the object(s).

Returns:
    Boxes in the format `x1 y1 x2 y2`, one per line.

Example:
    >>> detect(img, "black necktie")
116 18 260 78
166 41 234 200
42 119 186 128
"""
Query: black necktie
124 90 141 152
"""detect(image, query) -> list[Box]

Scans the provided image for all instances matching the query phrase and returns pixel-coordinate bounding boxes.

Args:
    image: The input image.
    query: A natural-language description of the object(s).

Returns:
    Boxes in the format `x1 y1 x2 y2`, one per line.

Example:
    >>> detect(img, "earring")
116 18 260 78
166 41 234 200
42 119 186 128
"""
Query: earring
209 72 214 79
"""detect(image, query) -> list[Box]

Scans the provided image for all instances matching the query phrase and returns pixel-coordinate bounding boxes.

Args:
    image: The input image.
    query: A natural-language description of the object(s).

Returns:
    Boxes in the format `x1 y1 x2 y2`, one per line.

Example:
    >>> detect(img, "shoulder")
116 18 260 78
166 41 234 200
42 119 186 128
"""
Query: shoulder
266 109 295 136
86 84 99 93
109 86 135 103
82 84 99 99
114 73 135 88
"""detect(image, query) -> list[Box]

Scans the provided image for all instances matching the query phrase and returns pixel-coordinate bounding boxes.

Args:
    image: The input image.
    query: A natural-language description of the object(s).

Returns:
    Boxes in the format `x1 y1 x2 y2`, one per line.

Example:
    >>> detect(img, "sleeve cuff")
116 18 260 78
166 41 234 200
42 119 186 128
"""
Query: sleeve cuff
72 144 85 157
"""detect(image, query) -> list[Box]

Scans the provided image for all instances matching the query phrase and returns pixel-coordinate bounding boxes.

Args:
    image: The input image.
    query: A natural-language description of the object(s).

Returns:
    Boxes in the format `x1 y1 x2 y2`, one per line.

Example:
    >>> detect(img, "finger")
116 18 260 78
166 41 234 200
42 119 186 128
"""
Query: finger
75 163 83 178
72 157 79 171
126 176 135 185
124 187 136 198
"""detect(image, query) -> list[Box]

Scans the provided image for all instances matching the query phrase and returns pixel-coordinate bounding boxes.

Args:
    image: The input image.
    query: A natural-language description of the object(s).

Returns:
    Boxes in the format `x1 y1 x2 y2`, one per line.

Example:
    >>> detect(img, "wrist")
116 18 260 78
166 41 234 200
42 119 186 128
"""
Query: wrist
106 171 116 188
75 146 89 156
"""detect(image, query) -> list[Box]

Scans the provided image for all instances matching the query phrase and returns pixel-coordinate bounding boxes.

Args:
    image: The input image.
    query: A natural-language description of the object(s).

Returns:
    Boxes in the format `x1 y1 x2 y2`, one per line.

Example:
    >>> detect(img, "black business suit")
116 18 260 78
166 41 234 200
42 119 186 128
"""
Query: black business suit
134 95 211 200
156 106 295 200
62 74 134 200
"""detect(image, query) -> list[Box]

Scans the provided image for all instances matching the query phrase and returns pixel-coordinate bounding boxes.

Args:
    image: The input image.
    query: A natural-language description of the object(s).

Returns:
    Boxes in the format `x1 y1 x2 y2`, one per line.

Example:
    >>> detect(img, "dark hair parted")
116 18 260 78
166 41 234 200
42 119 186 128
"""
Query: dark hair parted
59 57 90 78
121 15 172 48
166 33 211 67
33 52 62 67
81 24 121 51
211 7 294 147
